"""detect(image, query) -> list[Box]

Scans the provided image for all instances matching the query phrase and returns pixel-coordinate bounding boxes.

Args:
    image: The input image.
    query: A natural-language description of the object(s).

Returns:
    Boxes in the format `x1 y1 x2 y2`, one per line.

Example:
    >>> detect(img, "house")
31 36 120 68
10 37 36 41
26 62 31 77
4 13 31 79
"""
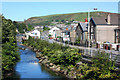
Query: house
48 26 55 29
56 24 66 28
114 27 120 43
25 29 40 39
88 13 119 44
73 21 81 23
34 26 43 31
61 30 70 42
34 26 40 30
49 27 62 39
61 26 71 42
75 22 88 46
70 26 77 44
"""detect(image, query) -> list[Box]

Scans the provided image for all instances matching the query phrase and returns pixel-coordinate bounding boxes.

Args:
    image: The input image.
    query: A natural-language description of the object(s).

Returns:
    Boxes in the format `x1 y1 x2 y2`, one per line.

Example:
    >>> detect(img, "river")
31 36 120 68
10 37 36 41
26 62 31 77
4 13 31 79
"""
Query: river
6 40 65 79
9 34 119 79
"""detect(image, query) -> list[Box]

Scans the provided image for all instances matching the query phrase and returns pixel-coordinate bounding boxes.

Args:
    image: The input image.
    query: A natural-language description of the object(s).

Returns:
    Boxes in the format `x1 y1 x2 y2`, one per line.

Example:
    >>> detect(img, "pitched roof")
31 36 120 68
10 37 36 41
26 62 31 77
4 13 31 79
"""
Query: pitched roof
91 13 119 25
79 22 88 32
62 30 71 33
62 26 72 33
76 22 88 32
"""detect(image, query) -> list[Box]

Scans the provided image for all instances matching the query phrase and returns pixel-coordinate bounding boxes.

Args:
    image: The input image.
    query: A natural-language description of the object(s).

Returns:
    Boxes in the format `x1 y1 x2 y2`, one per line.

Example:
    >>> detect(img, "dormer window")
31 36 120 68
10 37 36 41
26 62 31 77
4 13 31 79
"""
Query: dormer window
105 19 108 23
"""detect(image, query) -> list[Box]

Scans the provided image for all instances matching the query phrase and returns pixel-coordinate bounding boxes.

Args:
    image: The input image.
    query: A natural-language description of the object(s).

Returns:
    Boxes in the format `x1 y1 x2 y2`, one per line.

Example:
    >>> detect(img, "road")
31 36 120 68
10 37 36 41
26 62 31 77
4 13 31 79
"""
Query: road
41 31 55 43
41 31 120 67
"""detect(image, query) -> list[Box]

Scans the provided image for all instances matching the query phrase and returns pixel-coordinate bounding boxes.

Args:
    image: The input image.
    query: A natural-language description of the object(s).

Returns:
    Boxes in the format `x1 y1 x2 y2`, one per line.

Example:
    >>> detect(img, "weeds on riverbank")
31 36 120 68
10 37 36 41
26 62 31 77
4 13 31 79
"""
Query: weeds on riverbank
23 37 81 66
23 37 120 79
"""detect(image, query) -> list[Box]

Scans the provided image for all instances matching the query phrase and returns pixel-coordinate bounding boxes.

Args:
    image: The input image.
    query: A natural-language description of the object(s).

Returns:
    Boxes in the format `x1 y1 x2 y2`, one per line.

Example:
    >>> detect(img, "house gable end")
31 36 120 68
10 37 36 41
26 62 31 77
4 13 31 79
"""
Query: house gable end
90 18 96 27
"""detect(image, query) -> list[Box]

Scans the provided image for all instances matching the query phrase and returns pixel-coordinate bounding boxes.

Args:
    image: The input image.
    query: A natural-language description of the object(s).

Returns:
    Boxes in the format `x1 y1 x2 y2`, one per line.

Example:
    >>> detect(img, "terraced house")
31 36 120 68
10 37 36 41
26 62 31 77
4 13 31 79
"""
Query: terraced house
75 22 88 46
88 13 120 44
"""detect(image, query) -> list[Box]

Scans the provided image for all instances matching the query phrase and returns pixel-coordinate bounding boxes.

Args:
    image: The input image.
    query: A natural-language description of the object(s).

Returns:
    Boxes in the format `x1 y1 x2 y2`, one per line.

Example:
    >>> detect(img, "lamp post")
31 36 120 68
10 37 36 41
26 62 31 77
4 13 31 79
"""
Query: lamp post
88 8 97 47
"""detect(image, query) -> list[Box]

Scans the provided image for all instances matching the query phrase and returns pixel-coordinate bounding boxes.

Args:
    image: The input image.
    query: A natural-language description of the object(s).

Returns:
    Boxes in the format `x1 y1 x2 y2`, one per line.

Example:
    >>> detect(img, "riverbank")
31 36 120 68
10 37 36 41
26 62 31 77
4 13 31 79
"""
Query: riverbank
26 45 79 78
4 41 66 79
22 38 120 79
21 44 68 78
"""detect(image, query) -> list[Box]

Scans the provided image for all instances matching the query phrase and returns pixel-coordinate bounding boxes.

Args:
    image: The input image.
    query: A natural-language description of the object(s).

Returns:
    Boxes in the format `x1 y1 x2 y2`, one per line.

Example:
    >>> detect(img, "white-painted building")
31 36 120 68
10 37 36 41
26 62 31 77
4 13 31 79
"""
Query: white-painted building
25 29 40 39
61 31 70 42
49 27 61 39
62 35 70 42
34 26 40 30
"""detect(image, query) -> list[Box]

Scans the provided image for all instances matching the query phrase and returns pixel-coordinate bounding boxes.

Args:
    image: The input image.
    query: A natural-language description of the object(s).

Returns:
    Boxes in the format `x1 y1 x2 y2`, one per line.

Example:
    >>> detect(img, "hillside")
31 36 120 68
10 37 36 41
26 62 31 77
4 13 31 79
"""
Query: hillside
25 11 118 26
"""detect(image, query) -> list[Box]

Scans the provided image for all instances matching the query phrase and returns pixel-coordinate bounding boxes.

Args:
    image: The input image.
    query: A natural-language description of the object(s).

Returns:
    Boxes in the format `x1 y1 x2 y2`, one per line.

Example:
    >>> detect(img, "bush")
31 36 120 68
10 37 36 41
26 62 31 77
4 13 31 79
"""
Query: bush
23 38 82 66
76 51 118 79
23 38 119 79
2 16 20 74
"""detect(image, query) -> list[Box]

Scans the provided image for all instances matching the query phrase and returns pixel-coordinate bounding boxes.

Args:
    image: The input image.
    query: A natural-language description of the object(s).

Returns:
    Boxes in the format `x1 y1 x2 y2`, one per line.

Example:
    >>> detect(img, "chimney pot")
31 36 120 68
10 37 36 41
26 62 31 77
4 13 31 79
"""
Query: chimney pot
107 13 111 24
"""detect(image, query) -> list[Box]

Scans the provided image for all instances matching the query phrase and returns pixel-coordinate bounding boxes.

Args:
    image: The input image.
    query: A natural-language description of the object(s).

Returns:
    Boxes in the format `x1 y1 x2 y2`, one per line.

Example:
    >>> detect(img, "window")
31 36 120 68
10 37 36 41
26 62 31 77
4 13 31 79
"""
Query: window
35 33 37 35
105 19 108 22
91 27 93 32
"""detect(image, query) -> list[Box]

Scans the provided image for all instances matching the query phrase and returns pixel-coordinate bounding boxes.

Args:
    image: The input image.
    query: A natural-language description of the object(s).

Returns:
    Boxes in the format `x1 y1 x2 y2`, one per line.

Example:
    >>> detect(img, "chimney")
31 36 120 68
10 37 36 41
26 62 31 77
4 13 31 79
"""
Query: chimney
66 28 68 30
107 13 111 24
85 18 88 22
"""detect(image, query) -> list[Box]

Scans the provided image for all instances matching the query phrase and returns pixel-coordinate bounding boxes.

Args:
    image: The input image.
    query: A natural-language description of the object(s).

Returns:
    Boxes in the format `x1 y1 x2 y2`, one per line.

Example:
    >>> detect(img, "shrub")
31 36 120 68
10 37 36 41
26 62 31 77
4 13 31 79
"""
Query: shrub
23 38 82 66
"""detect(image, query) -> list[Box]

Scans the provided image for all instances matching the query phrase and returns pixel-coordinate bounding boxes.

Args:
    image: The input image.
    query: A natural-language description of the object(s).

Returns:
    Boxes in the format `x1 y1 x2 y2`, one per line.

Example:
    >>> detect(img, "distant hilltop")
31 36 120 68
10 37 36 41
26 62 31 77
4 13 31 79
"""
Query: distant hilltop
24 11 118 26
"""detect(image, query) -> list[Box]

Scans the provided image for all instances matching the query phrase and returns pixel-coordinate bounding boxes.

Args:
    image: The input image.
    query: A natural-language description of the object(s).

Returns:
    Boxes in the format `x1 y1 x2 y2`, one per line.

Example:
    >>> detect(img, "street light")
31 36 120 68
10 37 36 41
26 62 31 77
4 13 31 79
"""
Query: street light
88 8 97 47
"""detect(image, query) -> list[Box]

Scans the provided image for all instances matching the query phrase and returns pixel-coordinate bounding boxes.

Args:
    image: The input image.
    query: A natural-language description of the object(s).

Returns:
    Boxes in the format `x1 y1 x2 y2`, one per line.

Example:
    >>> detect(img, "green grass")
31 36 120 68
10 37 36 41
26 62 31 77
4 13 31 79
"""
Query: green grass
25 11 108 26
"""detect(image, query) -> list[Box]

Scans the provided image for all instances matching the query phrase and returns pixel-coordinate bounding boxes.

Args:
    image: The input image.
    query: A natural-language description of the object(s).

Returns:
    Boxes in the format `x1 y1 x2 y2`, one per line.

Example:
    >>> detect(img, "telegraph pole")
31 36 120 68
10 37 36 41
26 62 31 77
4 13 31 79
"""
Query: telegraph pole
88 8 97 47
88 9 90 47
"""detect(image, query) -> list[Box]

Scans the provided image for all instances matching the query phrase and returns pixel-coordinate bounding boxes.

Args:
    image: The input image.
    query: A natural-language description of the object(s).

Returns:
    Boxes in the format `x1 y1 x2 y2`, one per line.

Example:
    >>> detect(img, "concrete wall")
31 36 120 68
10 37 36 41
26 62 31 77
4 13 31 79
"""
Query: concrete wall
96 25 118 43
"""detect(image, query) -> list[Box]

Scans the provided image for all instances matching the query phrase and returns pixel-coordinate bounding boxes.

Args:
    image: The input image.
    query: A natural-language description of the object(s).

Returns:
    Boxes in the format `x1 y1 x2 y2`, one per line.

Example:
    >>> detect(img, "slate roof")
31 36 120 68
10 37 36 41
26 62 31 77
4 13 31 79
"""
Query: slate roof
79 22 88 32
91 13 119 25
63 23 88 33
76 22 88 32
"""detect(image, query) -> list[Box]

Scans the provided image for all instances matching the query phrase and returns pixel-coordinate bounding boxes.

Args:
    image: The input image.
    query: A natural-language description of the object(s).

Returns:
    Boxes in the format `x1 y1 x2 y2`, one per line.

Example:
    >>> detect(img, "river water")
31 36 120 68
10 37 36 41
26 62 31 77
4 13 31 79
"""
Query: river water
7 41 65 79
10 34 119 79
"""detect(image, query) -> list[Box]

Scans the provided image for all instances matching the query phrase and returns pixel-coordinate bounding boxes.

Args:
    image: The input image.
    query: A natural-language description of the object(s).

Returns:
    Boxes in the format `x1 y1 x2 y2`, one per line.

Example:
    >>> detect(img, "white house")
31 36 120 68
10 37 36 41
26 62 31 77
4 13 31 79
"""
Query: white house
25 29 40 39
61 30 70 42
49 27 61 39
62 35 70 42
34 26 40 30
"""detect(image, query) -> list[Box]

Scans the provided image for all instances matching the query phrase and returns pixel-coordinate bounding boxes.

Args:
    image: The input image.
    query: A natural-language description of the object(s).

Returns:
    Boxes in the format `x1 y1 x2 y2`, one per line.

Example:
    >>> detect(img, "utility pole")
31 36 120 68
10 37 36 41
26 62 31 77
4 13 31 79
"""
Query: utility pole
88 9 90 47
87 8 97 47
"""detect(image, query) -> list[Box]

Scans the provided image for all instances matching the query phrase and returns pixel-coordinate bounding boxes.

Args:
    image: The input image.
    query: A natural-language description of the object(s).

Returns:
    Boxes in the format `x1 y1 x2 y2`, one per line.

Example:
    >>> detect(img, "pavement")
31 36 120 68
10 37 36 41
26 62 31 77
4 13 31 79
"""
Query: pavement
41 31 120 65
41 31 120 54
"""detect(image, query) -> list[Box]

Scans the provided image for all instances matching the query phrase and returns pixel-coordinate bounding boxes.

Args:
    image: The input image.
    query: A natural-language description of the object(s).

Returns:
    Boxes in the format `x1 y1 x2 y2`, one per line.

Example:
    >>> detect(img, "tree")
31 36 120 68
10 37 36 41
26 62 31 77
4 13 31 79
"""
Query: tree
55 19 59 22
61 19 65 23
26 24 34 31
2 16 20 75
43 26 50 31
13 21 27 33
75 37 81 45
